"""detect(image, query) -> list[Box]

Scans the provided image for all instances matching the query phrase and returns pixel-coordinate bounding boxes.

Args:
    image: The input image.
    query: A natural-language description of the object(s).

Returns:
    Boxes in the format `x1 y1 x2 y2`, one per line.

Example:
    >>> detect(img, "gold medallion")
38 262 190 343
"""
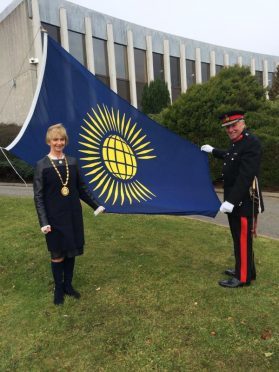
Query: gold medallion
61 186 69 196
48 155 70 197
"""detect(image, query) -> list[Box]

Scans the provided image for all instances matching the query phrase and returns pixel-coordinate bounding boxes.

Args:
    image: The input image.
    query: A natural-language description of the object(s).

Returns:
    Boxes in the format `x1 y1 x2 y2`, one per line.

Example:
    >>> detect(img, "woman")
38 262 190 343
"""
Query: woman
33 123 104 305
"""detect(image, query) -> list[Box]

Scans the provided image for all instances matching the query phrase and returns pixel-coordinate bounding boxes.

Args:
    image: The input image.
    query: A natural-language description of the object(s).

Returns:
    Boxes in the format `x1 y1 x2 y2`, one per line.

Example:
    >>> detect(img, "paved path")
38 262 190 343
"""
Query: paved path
187 192 279 240
0 183 278 240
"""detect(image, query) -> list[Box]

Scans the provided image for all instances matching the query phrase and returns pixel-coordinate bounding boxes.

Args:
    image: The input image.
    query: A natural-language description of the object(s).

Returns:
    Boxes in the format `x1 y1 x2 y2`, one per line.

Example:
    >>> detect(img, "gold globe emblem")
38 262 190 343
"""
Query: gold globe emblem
102 135 137 180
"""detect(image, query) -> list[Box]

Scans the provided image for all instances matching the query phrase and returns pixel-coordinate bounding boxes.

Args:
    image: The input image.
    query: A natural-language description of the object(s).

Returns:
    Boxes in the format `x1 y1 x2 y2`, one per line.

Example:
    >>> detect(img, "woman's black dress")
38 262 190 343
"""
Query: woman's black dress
33 156 99 258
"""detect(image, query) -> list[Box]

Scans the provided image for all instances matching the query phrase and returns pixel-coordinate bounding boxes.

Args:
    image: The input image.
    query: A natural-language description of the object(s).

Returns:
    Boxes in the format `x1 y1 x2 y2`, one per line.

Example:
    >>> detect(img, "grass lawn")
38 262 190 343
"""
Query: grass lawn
0 196 278 371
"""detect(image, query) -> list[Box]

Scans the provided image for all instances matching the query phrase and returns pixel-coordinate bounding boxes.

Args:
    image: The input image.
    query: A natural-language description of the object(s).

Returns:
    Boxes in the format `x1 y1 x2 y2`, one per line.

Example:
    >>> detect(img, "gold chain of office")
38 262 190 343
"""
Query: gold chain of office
48 155 70 196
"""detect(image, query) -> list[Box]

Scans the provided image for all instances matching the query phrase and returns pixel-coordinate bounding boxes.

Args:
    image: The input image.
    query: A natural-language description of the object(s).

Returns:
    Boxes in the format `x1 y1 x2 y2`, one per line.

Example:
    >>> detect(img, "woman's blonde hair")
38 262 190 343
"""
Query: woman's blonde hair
46 123 69 145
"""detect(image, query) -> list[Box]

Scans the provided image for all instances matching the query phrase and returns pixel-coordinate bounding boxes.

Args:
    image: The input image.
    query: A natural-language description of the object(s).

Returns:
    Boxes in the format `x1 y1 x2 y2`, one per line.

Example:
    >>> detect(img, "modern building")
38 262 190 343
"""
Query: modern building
0 0 278 125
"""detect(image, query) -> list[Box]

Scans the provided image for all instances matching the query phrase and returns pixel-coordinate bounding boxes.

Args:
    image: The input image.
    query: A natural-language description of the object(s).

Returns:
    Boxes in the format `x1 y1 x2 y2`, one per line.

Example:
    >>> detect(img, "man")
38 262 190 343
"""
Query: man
201 111 264 288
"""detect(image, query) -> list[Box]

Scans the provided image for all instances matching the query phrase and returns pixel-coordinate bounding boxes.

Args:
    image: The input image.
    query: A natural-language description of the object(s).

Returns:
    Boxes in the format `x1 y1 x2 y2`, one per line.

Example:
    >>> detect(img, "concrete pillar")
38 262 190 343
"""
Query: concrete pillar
31 0 42 73
195 48 202 84
210 50 216 77
146 35 154 84
84 16 95 73
237 56 243 67
224 53 229 67
263 59 268 88
59 8 69 51
163 39 172 101
263 60 269 99
106 24 117 93
180 43 187 93
250 58 256 76
127 30 137 107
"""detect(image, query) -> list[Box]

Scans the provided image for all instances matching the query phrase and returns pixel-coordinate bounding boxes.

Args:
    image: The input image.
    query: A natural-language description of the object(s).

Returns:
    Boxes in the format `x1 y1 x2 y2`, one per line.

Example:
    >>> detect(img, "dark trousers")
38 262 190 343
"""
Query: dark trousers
228 214 256 283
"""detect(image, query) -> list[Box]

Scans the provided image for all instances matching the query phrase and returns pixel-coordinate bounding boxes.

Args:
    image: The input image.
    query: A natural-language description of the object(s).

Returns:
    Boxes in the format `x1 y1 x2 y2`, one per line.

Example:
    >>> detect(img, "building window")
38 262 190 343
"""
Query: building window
186 59 196 87
170 56 181 101
255 70 263 86
115 43 130 102
268 72 274 88
41 22 61 44
216 65 223 74
153 52 164 81
68 30 86 66
201 62 210 82
93 37 110 86
134 48 147 108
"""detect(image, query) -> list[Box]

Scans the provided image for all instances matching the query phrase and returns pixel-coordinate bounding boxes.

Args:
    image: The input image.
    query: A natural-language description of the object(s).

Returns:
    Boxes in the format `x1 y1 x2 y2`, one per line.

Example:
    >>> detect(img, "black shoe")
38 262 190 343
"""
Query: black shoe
224 268 235 276
54 288 64 305
224 268 256 281
64 285 81 299
218 277 250 288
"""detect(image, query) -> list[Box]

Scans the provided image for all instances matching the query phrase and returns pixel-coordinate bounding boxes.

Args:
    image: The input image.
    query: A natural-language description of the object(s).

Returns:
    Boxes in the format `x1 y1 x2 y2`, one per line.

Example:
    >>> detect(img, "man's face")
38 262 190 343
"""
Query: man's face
225 120 245 141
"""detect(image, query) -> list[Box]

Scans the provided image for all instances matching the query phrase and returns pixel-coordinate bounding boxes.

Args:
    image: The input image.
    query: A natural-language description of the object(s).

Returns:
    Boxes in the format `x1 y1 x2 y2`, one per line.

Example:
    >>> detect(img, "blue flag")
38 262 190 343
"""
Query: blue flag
6 34 220 216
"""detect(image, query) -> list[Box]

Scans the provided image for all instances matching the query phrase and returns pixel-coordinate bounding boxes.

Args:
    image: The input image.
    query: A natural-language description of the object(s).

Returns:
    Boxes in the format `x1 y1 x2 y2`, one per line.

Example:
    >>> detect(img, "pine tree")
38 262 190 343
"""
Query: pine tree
141 79 170 114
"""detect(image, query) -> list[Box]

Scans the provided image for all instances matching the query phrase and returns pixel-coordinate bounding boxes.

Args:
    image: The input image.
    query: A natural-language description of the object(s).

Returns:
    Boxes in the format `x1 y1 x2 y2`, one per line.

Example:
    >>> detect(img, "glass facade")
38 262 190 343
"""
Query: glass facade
41 22 60 44
216 64 223 74
201 62 210 82
115 43 130 102
153 52 164 81
255 70 263 85
42 19 276 106
68 30 86 66
268 72 274 87
134 48 147 108
170 56 181 101
93 37 110 86
186 59 196 87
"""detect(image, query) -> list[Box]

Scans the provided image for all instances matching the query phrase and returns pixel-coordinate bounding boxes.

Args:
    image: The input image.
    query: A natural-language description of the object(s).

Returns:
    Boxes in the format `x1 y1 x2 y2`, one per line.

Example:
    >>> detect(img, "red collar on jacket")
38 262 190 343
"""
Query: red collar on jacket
232 133 244 143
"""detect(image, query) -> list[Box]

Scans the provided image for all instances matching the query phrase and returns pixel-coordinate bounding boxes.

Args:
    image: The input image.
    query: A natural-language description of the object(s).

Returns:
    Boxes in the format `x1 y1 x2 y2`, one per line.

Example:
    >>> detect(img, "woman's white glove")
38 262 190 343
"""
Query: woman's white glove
41 225 51 234
94 206 106 216
201 144 214 153
219 201 234 213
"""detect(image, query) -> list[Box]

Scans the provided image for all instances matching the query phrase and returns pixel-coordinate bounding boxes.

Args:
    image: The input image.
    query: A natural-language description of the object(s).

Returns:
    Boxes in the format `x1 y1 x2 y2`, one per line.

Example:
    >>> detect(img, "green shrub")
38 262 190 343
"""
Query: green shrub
153 67 279 189
256 134 279 189
0 123 33 182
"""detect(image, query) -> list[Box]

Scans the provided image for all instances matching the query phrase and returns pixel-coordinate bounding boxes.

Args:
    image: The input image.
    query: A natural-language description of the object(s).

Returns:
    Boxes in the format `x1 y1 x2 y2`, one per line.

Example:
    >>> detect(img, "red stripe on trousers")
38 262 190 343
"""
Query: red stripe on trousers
240 217 248 282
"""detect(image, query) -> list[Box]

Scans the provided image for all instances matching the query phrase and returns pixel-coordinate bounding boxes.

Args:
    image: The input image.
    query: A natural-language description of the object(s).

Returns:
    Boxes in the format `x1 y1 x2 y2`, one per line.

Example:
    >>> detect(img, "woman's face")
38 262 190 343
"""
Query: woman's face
48 134 66 154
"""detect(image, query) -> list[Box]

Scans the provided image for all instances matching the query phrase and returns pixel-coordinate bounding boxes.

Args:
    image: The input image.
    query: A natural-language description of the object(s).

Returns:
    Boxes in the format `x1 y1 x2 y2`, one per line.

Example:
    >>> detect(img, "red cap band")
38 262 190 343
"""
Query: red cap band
222 114 244 124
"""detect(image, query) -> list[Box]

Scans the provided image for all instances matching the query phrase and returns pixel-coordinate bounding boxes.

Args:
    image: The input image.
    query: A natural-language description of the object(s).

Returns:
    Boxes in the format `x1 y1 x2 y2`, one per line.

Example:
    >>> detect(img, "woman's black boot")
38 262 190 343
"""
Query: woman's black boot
63 257 81 299
51 261 65 305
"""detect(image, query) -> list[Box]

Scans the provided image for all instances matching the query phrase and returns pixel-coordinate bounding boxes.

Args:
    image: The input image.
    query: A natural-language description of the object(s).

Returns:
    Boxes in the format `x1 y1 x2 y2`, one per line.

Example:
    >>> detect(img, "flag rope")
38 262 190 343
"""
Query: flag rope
0 147 27 186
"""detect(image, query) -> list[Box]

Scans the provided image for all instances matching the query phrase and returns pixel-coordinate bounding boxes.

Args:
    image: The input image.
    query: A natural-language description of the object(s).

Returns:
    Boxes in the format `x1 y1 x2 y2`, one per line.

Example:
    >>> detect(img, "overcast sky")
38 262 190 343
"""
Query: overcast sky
1 0 278 56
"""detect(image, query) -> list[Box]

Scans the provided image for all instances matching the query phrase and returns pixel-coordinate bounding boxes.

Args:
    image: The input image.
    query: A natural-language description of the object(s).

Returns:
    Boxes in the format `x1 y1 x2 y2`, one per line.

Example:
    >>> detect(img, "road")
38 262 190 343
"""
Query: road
0 183 278 240
188 192 279 240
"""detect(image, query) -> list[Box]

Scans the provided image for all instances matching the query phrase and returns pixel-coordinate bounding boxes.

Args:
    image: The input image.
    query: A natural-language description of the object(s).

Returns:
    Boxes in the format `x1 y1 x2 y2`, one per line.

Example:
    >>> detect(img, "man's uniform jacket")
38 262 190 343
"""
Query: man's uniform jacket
212 129 264 216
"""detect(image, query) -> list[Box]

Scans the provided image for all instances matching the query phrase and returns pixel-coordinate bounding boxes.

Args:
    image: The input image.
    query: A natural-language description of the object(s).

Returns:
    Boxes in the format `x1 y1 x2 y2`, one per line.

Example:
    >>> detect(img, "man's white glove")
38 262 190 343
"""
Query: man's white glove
41 225 51 234
94 206 106 216
219 201 234 213
201 145 214 153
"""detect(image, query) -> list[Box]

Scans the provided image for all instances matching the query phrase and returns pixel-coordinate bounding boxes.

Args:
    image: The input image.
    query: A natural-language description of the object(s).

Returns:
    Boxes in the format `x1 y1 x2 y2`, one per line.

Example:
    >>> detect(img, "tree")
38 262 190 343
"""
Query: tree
268 64 279 100
153 65 279 188
141 79 170 114
157 66 266 145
